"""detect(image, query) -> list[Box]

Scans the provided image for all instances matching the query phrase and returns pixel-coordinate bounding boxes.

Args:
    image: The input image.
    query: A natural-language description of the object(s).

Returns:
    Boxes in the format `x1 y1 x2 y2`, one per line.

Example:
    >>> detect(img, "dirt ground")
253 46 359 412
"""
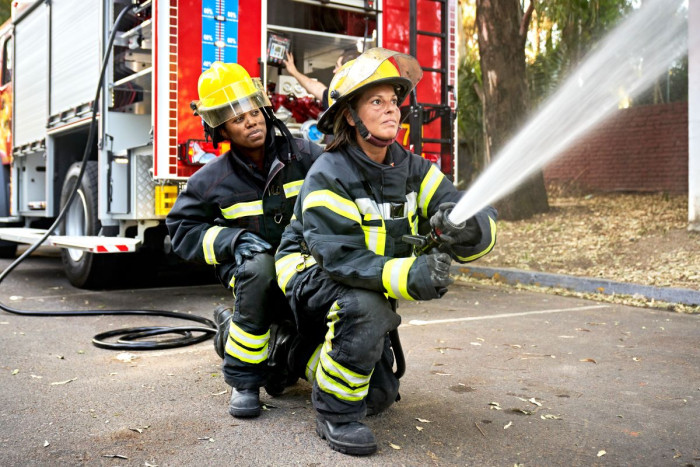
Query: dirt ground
473 192 699 309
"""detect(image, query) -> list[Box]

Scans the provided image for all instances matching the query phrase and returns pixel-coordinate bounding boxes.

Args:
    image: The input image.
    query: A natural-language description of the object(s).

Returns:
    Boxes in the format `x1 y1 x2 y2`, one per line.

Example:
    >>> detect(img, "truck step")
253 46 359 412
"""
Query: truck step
0 228 140 253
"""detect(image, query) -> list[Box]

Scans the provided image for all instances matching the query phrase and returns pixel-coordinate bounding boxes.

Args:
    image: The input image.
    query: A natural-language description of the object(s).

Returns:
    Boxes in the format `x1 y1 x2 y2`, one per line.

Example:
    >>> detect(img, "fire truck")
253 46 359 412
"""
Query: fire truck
0 0 458 288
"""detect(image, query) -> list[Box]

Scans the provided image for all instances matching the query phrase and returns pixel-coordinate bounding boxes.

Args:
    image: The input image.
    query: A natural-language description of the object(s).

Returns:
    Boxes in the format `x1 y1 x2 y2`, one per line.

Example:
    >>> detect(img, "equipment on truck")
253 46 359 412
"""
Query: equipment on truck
0 0 458 288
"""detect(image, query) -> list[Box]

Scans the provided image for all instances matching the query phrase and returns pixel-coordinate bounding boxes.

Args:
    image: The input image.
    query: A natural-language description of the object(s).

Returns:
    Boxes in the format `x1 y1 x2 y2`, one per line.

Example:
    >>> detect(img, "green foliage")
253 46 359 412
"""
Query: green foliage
456 53 484 185
0 0 10 25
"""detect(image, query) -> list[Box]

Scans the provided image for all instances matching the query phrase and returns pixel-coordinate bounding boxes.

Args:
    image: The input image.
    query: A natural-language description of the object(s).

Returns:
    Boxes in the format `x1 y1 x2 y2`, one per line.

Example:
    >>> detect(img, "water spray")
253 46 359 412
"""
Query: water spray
449 0 690 226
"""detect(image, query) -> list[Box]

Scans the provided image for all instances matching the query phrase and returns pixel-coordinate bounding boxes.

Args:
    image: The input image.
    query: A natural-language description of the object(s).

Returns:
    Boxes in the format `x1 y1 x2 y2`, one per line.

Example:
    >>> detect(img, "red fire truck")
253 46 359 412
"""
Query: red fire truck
0 0 457 287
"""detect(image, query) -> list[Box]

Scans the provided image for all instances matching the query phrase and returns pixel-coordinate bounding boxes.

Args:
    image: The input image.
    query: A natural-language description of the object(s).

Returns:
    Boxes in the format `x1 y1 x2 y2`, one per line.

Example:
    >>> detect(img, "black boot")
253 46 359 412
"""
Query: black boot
229 388 261 418
315 417 377 456
264 320 298 396
213 305 233 359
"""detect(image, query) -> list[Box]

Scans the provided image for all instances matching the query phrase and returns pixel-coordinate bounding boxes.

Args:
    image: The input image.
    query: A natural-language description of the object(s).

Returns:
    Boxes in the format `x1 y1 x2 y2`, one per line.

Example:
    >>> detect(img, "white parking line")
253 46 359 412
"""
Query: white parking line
405 304 610 326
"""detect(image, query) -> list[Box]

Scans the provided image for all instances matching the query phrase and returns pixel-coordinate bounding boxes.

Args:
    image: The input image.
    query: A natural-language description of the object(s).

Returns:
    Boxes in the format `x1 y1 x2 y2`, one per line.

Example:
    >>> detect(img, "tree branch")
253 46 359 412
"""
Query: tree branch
520 1 535 40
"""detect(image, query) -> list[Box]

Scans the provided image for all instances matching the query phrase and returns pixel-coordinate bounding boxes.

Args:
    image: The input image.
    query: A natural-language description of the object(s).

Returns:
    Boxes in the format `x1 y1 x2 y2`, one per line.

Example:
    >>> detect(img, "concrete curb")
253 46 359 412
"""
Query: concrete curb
453 265 700 307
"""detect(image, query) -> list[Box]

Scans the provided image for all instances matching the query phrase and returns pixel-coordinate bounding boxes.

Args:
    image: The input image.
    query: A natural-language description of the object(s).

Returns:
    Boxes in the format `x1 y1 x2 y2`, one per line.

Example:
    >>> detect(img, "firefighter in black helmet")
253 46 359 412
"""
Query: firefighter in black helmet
166 62 323 418
274 48 498 455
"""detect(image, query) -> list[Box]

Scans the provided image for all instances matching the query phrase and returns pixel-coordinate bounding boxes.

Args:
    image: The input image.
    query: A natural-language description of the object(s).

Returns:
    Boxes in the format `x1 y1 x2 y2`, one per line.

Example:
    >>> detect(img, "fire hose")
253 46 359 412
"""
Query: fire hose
0 3 217 351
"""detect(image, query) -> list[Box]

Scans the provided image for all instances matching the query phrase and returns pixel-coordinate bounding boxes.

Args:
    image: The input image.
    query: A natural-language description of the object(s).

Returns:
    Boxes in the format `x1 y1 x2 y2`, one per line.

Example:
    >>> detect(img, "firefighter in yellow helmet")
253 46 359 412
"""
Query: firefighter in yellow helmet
166 62 323 418
274 48 498 455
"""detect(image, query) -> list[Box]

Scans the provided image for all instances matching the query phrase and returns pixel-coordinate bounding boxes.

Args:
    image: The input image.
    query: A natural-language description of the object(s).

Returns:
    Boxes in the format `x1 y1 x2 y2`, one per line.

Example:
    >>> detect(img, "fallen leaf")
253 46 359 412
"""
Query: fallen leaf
11 369 19 375
212 390 227 396
43 440 50 447
579 358 597 364
103 454 128 459
528 398 542 407
416 418 432 423
504 421 513 429
50 378 77 385
541 414 562 420
129 428 143 434
389 443 401 450
597 450 606 457
416 426 423 431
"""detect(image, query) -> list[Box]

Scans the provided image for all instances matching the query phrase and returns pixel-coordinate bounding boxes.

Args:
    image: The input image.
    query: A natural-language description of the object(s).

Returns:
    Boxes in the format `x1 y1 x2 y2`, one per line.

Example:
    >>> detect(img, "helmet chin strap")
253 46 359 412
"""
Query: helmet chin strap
348 107 396 148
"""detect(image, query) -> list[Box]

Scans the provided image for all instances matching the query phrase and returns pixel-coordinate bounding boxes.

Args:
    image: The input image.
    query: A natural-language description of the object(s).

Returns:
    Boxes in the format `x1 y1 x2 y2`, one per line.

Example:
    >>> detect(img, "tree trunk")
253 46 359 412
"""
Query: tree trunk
476 0 549 220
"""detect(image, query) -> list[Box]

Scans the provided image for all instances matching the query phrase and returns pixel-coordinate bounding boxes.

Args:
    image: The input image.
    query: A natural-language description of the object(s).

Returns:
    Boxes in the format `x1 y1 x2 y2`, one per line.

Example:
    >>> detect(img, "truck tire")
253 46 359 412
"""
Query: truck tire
60 162 116 288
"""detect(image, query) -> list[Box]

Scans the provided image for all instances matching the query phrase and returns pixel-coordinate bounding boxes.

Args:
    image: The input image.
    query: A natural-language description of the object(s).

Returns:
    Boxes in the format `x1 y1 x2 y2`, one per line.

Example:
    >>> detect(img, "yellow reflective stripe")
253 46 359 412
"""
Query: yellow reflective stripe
320 351 371 386
283 180 304 198
228 322 270 348
302 190 362 224
418 165 445 218
314 300 369 400
225 340 269 364
456 216 498 262
406 192 418 235
305 344 322 382
275 253 317 293
316 367 370 401
382 257 417 300
362 224 386 255
202 225 224 265
221 200 264 219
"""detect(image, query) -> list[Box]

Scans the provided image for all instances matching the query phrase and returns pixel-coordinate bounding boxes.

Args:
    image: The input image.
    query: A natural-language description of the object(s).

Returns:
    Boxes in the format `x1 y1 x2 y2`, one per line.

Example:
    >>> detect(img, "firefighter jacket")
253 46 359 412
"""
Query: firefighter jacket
166 135 324 266
275 142 497 302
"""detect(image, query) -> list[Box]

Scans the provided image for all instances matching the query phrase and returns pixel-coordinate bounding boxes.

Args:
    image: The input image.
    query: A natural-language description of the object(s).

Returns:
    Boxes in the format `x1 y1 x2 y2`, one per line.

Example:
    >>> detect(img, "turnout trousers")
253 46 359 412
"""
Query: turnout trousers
216 253 292 390
284 265 402 423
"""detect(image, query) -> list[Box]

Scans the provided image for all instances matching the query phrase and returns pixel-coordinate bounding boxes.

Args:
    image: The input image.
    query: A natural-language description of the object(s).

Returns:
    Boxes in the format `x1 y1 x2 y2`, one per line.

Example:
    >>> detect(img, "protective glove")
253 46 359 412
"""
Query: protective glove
429 202 481 246
233 232 272 266
425 252 454 297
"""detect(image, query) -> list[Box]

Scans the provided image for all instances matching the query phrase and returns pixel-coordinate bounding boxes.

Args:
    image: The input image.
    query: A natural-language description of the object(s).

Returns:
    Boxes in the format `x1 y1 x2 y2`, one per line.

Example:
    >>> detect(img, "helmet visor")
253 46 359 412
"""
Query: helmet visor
195 78 271 128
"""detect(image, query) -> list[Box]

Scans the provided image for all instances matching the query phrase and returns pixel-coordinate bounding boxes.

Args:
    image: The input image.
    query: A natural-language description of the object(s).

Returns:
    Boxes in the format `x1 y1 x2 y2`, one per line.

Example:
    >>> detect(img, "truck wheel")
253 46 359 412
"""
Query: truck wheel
60 162 115 288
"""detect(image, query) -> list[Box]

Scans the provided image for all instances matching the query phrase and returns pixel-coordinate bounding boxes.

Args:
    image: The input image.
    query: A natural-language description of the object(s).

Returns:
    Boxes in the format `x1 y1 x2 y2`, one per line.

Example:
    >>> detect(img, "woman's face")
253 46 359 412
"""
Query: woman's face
351 84 400 140
220 108 267 150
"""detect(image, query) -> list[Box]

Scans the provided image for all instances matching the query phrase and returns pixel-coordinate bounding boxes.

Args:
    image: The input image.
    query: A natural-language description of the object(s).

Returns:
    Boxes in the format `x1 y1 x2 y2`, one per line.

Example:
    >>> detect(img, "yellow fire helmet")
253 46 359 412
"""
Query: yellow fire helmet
193 62 272 128
317 47 423 134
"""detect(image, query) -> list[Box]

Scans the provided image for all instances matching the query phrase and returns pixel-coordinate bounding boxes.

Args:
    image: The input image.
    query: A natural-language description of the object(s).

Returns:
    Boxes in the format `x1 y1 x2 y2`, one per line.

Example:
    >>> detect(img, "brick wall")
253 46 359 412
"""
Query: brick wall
544 102 688 194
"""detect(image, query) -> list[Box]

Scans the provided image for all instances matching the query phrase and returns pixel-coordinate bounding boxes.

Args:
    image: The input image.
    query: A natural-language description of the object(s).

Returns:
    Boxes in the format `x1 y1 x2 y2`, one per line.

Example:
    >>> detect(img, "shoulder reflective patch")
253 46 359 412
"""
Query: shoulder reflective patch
221 200 264 219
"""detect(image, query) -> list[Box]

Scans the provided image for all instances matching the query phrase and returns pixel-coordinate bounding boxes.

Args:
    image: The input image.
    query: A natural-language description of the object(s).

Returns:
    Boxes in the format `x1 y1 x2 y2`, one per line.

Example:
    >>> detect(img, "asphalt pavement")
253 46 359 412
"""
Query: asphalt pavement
1 251 698 466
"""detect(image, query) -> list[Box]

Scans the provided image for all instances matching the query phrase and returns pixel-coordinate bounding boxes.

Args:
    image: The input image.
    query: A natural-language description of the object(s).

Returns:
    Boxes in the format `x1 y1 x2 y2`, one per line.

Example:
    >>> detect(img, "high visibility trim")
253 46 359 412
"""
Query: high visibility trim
315 301 369 401
228 275 236 297
228 322 270 348
316 365 370 401
302 190 362 224
406 192 418 235
221 200 264 219
283 180 304 198
456 216 498 262
418 165 445 218
305 344 322 382
382 257 417 300
320 351 371 386
225 322 270 364
275 252 317 293
225 340 269 364
362 224 386 255
202 225 224 265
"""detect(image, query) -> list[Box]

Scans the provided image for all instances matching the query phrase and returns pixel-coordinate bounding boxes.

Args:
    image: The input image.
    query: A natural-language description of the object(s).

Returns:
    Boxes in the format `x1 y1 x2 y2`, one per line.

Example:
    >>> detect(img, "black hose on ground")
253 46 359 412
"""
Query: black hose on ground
0 4 216 351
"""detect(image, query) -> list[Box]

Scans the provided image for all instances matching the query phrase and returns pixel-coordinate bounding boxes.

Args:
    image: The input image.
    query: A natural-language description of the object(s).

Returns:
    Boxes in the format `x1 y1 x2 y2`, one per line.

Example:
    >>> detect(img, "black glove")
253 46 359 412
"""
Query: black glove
233 232 272 266
425 252 454 297
430 202 481 246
